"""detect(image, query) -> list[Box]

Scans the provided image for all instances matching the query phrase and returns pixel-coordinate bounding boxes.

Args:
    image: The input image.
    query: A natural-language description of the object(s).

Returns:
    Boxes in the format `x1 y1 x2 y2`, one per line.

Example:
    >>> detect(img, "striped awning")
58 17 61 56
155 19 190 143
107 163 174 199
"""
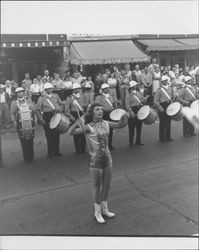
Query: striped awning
1 34 67 48
70 40 149 65
137 38 199 51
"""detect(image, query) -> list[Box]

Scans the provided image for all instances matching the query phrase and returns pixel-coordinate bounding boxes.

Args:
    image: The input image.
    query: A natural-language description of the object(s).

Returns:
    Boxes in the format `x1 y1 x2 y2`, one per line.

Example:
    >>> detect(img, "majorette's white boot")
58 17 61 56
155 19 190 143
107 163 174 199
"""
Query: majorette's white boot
101 201 115 218
94 203 105 224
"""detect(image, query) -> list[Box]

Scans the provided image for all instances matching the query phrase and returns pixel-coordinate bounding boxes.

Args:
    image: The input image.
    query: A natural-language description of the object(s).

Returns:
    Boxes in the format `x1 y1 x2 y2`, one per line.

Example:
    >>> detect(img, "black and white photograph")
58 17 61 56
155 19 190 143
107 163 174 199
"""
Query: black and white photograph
0 1 198 249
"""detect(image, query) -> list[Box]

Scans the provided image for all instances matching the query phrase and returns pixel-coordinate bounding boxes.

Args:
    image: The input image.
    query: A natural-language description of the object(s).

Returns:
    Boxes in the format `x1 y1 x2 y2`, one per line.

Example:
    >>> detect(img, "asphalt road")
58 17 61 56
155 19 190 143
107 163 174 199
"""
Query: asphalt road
0 120 198 236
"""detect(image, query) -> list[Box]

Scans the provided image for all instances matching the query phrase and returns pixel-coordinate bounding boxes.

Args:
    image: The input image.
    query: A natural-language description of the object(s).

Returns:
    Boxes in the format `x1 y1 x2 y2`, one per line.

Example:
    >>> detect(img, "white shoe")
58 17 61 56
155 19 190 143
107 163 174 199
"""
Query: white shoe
101 201 115 218
94 203 105 224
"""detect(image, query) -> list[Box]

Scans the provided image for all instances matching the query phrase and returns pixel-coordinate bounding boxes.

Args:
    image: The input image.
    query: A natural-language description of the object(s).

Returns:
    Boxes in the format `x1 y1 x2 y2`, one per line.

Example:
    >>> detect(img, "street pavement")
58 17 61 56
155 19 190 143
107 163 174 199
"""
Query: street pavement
0 120 198 236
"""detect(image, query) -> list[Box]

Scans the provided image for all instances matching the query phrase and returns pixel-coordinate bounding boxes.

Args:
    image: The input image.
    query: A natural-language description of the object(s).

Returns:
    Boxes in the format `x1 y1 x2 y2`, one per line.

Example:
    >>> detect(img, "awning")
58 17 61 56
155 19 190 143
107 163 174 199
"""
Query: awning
1 34 67 48
137 38 199 51
70 40 149 65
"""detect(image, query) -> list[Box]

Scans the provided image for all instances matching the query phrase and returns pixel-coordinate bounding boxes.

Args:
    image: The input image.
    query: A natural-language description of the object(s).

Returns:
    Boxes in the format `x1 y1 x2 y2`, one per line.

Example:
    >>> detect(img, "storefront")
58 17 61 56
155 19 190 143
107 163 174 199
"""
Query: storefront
135 35 199 69
0 34 68 84
69 38 150 79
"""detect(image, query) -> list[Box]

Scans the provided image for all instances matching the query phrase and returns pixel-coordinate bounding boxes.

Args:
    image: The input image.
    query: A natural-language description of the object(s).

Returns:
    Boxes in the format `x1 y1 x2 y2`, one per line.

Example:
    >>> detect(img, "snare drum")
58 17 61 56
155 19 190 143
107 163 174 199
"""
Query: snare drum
49 113 70 133
137 105 157 125
109 109 126 121
18 102 34 139
166 102 183 121
191 100 199 113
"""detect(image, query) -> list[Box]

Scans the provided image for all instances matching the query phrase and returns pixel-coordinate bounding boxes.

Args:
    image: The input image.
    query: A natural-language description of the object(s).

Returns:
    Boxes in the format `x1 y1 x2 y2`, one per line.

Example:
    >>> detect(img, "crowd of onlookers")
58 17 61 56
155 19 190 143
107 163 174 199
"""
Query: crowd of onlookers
1 58 199 129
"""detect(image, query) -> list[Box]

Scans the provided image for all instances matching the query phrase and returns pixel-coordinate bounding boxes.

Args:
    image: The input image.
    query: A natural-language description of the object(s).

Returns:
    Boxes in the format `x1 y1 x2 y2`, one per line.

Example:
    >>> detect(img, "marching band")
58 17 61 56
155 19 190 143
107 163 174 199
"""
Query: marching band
4 68 199 164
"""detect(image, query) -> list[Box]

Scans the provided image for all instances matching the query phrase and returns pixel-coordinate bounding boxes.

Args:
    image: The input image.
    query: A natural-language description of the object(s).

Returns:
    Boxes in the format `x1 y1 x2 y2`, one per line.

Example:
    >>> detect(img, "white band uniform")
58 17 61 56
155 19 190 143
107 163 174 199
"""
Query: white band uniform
166 102 183 121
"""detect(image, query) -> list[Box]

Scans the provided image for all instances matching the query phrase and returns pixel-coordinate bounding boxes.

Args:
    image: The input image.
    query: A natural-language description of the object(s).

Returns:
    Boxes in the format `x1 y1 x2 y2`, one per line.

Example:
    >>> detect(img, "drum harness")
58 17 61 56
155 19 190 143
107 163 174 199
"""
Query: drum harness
131 92 143 117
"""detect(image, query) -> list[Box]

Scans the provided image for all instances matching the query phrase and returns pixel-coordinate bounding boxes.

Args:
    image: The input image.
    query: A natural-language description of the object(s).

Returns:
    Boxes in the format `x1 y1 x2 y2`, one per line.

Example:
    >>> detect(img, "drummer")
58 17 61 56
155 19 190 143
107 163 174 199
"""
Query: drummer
125 80 145 146
64 83 86 154
177 76 198 137
154 75 174 143
10 87 35 163
95 83 115 150
36 83 63 158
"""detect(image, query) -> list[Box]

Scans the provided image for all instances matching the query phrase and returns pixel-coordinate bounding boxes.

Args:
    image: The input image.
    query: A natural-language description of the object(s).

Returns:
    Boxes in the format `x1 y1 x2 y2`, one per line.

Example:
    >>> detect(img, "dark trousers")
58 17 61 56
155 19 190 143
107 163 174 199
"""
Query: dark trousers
128 106 143 145
158 102 172 141
128 117 142 145
70 111 86 153
158 111 171 141
183 117 194 136
43 112 60 156
19 136 34 162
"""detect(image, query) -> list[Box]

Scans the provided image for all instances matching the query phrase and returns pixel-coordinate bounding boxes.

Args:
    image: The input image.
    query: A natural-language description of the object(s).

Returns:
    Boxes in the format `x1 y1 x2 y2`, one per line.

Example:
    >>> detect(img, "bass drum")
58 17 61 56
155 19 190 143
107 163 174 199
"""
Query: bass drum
191 100 199 113
166 102 183 121
109 109 126 121
49 113 70 134
137 105 157 125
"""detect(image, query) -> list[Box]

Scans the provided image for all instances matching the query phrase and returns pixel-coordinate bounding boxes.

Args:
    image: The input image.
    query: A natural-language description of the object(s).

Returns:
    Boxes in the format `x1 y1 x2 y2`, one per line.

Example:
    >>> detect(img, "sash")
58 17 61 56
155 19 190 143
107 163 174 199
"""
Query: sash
105 97 113 107
72 98 83 112
161 88 171 101
46 97 56 110
133 93 142 104
185 87 196 100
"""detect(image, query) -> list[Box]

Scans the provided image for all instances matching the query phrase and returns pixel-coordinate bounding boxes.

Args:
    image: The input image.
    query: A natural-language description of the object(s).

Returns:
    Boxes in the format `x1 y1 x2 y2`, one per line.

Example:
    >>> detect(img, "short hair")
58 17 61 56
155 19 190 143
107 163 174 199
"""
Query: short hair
85 103 103 124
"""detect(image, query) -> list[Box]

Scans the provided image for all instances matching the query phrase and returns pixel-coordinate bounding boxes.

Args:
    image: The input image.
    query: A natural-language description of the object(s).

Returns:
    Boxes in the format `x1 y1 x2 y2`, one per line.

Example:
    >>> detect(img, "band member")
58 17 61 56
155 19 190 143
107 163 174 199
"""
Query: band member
154 75 174 143
64 83 86 154
177 76 199 137
67 103 129 223
10 87 35 163
36 83 63 158
95 83 115 150
125 80 145 146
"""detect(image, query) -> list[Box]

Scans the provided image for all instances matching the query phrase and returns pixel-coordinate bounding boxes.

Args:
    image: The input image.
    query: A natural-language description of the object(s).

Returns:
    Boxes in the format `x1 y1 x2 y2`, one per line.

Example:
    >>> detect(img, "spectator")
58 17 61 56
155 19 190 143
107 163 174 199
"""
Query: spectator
0 84 10 128
141 66 153 98
42 70 50 81
52 73 64 89
30 78 41 105
21 81 31 100
118 69 130 108
107 73 118 107
22 73 32 90
149 58 159 74
133 64 142 88
124 63 132 78
36 75 42 86
152 66 161 95
71 71 83 84
102 68 111 82
4 80 16 104
94 74 103 97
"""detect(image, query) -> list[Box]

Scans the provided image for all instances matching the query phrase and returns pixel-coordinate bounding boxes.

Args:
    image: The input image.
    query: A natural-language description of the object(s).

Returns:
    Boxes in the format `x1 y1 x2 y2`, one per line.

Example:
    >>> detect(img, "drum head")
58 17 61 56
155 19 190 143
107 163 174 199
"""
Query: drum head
137 105 150 120
191 100 199 112
166 102 181 116
110 109 126 121
49 113 61 129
